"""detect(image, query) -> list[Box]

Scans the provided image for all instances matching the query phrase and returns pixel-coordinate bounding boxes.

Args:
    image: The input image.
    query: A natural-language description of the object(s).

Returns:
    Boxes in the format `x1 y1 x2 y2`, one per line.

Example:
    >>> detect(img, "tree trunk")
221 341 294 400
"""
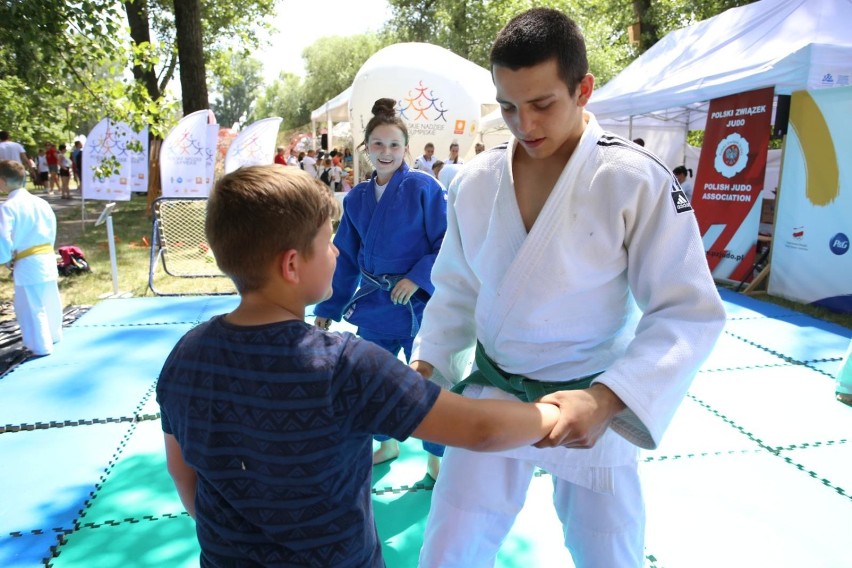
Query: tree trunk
124 0 161 101
174 0 208 114
632 0 660 53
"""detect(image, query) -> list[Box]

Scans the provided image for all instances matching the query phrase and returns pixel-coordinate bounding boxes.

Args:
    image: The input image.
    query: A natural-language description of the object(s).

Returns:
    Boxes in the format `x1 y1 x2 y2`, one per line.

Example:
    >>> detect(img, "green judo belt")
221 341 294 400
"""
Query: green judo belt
450 341 603 402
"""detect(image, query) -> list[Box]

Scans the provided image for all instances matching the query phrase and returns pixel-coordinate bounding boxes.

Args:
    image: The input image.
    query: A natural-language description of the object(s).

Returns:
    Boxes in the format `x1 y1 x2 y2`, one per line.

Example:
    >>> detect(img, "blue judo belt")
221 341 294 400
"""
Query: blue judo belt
343 269 419 337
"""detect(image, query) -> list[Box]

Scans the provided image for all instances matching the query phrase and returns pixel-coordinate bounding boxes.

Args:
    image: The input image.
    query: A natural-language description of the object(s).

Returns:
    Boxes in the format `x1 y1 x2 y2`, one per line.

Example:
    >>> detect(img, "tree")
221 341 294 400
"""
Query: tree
0 0 125 148
210 51 263 128
174 0 208 114
301 34 391 116
253 72 310 131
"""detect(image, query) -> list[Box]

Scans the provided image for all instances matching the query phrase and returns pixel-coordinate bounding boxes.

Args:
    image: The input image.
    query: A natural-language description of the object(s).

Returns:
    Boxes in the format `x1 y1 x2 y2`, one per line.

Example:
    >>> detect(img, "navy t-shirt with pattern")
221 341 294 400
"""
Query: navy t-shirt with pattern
156 316 441 567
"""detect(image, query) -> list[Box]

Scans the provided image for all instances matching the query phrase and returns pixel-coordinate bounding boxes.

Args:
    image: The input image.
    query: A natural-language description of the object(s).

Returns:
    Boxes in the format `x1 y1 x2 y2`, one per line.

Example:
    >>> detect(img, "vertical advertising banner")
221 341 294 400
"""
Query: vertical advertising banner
82 119 133 202
224 117 283 174
693 87 774 282
768 86 852 312
160 110 217 198
128 124 149 193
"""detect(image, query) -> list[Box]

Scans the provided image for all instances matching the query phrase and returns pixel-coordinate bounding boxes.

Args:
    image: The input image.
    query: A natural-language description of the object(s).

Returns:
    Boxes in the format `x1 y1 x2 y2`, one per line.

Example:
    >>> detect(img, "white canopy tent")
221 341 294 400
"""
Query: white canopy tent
310 86 352 155
587 0 852 122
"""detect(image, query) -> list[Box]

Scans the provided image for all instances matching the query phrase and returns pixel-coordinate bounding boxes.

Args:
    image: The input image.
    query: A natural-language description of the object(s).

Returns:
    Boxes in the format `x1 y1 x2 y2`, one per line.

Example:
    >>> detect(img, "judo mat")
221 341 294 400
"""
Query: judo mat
1 288 851 568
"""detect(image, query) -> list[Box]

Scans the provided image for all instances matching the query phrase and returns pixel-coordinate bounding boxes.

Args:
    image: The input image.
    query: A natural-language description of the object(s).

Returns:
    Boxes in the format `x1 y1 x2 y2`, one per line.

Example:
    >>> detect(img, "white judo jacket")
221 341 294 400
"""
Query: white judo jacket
0 188 58 286
413 113 726 491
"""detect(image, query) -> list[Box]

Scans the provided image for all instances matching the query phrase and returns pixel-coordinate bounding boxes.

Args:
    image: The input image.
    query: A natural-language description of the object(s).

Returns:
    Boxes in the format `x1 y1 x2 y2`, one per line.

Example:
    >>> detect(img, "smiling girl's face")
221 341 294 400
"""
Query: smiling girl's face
367 124 407 184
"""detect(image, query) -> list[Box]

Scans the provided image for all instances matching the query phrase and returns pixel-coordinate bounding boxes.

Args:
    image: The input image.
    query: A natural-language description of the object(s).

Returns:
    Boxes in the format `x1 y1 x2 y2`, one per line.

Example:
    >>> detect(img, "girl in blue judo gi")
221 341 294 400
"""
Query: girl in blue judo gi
314 98 448 479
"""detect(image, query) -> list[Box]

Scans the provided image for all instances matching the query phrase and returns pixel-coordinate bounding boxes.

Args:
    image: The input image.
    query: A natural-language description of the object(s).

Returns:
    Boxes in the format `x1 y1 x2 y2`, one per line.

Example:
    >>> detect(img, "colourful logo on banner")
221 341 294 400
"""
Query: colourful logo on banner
398 81 449 122
167 130 204 157
90 124 129 158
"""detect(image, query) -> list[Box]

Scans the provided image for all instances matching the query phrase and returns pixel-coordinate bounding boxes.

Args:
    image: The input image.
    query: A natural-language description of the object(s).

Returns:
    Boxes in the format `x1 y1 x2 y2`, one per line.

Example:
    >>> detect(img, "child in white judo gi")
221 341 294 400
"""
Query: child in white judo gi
313 98 448 480
410 8 727 567
0 160 63 356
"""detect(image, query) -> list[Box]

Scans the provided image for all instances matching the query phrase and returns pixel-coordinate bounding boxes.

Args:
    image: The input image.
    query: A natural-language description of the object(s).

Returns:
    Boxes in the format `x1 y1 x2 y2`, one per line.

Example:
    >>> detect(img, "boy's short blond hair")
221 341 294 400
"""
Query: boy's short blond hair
0 160 26 187
206 165 340 293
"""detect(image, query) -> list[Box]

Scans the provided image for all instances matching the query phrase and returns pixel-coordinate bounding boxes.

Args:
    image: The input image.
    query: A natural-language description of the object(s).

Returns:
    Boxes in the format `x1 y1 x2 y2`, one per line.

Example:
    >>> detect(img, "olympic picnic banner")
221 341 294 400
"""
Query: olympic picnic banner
768 86 852 313
224 117 283 174
161 109 217 198
81 118 133 202
692 87 774 283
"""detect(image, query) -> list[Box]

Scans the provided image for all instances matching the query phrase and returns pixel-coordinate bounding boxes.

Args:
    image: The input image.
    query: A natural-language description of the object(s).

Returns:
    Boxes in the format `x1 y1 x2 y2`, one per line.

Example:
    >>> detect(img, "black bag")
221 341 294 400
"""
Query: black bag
319 168 332 186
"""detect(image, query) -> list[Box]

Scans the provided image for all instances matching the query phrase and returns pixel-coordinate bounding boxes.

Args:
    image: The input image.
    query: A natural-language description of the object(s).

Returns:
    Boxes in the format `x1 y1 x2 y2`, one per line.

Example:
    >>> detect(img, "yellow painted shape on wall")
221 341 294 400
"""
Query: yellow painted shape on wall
789 91 840 206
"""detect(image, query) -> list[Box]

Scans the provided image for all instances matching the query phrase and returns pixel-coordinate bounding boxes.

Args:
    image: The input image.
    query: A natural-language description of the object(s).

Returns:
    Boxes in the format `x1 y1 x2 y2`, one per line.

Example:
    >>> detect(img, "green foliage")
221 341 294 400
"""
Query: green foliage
209 50 264 129
301 34 391 116
0 0 276 154
253 72 311 131
381 0 755 85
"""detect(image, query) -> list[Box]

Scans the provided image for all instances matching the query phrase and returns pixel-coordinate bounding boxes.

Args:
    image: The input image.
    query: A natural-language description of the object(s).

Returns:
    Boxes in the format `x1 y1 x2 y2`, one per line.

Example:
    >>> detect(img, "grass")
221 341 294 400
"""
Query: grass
1 183 850 331
0 187 235 317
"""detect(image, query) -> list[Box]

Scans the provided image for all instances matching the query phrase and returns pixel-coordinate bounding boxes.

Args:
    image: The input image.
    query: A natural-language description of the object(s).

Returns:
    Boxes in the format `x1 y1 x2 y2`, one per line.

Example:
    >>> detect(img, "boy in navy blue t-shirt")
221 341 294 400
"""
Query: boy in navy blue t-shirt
157 165 560 567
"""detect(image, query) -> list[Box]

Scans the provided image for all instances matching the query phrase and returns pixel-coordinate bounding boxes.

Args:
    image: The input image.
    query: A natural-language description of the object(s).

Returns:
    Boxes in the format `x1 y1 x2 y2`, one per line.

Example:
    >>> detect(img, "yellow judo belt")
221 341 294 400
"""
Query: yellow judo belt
451 341 603 402
13 243 53 261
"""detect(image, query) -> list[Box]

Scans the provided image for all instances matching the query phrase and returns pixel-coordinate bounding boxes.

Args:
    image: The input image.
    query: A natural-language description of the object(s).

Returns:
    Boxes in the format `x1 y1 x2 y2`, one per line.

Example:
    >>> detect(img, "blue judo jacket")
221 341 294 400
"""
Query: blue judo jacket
314 163 447 338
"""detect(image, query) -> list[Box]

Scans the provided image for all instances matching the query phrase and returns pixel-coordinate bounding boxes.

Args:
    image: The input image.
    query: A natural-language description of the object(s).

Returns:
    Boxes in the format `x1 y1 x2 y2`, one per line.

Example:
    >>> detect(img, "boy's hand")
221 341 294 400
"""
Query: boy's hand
391 278 419 304
314 317 331 330
410 360 434 379
533 384 625 449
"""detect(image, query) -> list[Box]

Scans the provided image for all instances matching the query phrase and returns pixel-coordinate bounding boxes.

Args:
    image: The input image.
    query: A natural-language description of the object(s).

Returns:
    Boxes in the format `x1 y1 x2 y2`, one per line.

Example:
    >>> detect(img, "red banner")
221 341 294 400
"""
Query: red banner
693 87 774 282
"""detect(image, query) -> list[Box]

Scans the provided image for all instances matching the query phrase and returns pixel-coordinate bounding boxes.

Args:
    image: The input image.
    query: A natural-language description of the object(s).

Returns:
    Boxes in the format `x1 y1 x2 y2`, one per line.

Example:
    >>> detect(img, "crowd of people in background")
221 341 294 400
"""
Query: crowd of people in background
0 131 84 198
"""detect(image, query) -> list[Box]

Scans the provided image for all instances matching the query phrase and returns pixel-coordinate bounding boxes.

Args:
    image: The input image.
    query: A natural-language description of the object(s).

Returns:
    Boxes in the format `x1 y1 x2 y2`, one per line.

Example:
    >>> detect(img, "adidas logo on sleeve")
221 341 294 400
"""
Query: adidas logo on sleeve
671 187 693 214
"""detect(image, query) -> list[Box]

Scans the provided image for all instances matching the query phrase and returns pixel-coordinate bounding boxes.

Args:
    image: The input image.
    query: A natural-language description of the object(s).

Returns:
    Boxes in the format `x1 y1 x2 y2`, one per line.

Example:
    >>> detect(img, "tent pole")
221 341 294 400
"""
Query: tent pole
628 116 634 139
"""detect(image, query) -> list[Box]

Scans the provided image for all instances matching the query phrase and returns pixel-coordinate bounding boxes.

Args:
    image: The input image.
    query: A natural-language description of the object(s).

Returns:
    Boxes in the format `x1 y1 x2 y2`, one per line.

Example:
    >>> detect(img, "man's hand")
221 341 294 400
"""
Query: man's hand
410 359 434 379
534 383 626 449
391 278 419 305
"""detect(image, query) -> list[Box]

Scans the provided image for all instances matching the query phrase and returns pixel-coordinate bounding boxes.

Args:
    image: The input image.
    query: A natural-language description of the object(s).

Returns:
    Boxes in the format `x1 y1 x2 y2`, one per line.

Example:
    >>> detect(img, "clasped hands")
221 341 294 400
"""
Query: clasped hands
410 360 624 450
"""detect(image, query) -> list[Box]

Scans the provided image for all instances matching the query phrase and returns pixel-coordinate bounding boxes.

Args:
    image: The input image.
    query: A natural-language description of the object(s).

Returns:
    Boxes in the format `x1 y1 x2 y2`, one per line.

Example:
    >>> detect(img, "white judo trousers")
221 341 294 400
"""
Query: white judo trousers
14 281 62 355
419 448 645 568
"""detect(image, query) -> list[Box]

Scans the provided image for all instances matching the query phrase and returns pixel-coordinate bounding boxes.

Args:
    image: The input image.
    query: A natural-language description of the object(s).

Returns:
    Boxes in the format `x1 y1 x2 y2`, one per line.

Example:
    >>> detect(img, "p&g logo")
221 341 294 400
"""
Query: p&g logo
829 233 849 255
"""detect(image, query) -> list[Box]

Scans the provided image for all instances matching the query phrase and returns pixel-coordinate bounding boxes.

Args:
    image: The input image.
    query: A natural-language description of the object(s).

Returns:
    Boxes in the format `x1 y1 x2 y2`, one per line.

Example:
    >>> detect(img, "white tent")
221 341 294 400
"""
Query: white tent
587 0 852 122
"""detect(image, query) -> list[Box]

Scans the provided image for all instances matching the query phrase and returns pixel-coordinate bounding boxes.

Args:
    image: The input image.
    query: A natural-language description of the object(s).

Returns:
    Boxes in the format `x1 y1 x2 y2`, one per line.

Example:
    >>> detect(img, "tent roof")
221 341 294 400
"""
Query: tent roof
311 85 352 123
587 0 852 121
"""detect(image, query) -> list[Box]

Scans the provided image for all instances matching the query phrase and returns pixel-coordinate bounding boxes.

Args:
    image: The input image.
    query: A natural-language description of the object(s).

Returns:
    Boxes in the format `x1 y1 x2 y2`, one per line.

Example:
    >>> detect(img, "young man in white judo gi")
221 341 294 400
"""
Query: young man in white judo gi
0 160 63 356
410 8 726 567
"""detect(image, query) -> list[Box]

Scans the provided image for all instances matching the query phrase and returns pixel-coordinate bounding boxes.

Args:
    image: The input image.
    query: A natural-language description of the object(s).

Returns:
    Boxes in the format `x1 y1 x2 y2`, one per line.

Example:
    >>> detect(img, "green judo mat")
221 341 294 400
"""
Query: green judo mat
1 291 851 568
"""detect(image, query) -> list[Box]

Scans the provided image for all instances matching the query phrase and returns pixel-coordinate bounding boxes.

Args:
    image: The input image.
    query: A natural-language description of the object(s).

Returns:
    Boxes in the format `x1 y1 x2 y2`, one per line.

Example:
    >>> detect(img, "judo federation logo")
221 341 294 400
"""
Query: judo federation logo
714 133 749 179
397 81 449 123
